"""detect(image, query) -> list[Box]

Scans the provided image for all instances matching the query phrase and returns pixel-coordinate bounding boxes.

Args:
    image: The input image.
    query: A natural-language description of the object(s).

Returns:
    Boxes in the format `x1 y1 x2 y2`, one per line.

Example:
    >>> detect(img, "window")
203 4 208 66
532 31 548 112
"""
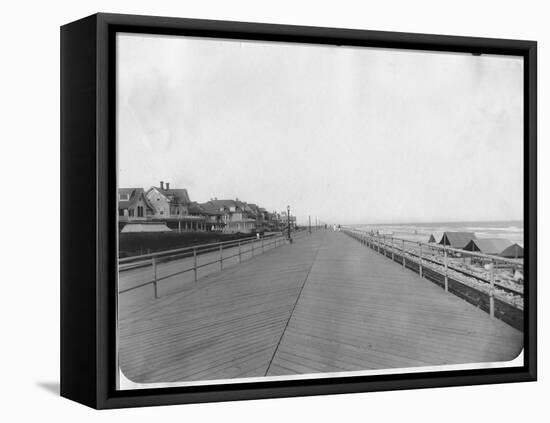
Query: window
129 209 134 217
137 206 144 217
119 193 130 201
118 209 124 217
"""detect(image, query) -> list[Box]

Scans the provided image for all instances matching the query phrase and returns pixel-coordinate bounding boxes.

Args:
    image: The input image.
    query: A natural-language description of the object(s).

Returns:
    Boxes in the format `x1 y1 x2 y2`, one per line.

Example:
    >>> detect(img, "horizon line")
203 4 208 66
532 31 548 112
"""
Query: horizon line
339 218 523 227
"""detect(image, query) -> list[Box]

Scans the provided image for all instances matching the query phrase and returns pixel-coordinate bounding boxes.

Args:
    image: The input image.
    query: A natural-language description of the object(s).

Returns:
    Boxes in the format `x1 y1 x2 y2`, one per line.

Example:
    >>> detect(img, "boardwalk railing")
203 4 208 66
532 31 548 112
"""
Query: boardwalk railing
342 228 524 330
119 232 287 298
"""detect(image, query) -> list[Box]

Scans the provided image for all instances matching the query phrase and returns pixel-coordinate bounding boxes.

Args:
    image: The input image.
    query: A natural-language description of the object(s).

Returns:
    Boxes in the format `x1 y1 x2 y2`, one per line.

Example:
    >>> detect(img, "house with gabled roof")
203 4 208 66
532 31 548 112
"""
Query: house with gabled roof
145 181 191 218
244 203 268 232
439 232 477 249
200 199 257 233
118 188 155 222
189 201 224 232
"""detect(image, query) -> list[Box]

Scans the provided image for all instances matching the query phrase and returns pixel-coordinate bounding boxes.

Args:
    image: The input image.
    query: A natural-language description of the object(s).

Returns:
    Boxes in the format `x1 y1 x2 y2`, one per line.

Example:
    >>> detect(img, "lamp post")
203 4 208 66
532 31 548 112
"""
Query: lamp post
287 205 292 242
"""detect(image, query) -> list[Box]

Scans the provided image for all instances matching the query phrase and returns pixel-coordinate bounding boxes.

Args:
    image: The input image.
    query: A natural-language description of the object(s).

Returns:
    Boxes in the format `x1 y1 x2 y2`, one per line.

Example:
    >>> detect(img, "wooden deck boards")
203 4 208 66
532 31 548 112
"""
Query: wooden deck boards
118 231 523 384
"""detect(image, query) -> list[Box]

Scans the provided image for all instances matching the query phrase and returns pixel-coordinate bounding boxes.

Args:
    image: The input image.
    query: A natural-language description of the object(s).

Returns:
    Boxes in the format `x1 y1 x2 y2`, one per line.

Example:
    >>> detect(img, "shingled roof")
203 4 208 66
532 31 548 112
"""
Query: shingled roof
118 188 154 209
199 199 268 217
246 203 260 213
147 182 191 205
463 238 513 255
188 201 212 215
439 232 477 249
203 199 240 211
156 188 190 204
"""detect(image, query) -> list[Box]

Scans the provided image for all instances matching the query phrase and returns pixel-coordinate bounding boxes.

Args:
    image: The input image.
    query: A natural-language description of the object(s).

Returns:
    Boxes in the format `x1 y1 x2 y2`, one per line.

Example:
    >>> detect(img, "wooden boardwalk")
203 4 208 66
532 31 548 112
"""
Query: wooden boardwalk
119 231 523 384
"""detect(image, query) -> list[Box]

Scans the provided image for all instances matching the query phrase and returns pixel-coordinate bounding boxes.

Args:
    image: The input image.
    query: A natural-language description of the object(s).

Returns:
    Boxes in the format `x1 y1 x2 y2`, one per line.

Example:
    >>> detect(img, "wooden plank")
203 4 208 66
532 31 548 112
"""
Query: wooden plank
118 231 523 384
119 234 323 383
267 232 522 375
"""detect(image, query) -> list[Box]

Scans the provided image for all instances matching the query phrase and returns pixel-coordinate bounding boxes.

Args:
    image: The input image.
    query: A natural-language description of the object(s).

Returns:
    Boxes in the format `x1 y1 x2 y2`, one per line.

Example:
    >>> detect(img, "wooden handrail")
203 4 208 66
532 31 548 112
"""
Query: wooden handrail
119 228 324 298
119 233 288 296
343 228 523 266
342 228 524 316
119 232 283 264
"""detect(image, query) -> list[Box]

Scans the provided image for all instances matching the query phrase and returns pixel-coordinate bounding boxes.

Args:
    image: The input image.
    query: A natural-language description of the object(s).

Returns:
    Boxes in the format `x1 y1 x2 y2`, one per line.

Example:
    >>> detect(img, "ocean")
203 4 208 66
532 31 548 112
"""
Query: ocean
353 220 524 246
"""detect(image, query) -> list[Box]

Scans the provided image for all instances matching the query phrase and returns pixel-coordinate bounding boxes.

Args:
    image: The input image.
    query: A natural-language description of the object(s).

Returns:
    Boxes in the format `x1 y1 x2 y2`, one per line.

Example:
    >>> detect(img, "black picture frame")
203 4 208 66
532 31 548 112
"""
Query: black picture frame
60 12 537 409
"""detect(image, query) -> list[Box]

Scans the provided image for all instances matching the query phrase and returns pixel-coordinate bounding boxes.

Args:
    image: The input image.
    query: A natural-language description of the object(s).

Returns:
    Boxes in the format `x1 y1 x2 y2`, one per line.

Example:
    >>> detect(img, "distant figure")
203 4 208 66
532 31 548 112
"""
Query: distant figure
256 233 260 240
333 224 337 231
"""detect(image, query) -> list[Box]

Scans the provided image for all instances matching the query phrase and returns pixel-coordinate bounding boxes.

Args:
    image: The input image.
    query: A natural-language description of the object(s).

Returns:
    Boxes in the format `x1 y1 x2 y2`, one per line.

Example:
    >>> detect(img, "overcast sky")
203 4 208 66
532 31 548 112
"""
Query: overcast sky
117 33 523 225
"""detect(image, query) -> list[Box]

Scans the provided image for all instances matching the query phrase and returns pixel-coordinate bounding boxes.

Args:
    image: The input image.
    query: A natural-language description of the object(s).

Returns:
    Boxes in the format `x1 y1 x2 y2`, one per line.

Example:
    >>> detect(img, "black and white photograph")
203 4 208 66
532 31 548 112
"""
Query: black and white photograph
3 0 549 417
115 32 525 390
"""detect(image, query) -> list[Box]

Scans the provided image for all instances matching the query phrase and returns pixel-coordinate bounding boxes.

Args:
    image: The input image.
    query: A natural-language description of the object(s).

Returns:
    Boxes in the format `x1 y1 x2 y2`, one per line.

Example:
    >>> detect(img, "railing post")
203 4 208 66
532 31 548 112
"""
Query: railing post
489 260 495 319
444 247 449 292
152 256 159 299
193 248 197 282
402 239 406 267
391 237 394 261
419 242 423 278
220 244 223 270
238 241 242 263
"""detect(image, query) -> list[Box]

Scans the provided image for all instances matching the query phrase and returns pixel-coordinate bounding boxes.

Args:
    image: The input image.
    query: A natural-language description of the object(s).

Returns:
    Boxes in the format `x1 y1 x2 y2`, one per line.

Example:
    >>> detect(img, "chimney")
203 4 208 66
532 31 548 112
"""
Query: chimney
160 181 164 190
166 182 170 190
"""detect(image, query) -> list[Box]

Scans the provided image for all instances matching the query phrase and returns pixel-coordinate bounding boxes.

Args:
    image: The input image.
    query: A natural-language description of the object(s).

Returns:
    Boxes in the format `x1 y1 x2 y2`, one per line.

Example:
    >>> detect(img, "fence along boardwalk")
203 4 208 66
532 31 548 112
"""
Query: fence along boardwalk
119 231 523 384
118 235 285 312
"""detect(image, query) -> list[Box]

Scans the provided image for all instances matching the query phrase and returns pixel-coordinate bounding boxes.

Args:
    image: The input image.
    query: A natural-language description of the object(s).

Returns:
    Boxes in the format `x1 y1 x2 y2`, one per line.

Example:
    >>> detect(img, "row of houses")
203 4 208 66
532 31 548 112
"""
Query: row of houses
118 181 296 234
429 231 524 259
